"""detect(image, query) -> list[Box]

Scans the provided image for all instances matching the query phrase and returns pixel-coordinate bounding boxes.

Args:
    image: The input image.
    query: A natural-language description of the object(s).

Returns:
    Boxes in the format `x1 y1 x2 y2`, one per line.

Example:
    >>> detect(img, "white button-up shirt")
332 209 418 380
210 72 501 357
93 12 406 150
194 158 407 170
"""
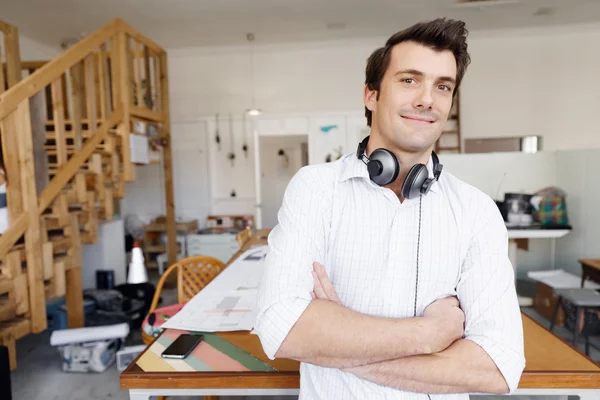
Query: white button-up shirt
254 152 525 400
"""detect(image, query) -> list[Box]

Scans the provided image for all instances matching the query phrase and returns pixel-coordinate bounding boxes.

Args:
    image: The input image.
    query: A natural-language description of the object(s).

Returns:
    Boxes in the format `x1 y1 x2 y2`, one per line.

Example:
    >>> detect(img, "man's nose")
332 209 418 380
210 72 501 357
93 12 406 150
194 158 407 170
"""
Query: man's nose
413 87 434 109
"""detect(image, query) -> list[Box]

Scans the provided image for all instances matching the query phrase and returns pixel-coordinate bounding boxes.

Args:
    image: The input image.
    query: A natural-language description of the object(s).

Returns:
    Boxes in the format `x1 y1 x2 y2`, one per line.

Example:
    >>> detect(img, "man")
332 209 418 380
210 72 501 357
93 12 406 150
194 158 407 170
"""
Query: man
254 18 525 399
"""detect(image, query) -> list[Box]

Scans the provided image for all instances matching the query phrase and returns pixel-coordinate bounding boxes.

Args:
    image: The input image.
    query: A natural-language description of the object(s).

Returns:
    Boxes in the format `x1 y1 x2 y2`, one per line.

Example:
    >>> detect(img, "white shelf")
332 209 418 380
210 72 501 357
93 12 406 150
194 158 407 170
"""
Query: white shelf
507 229 571 239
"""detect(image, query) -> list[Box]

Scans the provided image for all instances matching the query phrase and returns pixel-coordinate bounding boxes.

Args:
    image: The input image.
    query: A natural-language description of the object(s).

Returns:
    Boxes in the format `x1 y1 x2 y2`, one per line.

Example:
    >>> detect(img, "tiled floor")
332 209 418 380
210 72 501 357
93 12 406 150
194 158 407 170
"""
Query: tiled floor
8 275 598 400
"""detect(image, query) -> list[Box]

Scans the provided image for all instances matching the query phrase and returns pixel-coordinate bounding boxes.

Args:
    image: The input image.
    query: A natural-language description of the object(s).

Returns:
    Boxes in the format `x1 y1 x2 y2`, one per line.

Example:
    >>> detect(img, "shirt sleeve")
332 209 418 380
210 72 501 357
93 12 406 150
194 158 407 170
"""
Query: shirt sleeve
457 195 526 394
253 166 332 360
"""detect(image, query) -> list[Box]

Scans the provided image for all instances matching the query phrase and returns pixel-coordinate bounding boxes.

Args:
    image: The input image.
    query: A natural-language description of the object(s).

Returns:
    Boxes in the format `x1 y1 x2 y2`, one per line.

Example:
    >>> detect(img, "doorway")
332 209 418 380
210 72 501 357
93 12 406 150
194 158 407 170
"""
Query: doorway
254 133 308 228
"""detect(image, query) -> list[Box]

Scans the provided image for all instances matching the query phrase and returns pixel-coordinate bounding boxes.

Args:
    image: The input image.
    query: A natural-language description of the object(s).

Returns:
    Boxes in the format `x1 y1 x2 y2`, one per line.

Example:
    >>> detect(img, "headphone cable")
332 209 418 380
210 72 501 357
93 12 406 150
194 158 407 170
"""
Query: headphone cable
413 194 432 400
414 194 422 318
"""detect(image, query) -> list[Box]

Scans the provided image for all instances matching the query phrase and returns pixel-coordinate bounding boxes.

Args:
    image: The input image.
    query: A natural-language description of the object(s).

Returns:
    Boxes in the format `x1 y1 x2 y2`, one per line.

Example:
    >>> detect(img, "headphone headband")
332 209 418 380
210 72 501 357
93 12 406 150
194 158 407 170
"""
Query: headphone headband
356 135 443 197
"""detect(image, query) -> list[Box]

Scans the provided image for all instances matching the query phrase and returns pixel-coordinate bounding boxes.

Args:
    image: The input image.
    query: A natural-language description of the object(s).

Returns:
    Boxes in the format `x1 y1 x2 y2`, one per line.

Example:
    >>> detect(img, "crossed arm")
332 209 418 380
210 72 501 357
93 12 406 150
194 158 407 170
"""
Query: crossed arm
306 263 509 395
253 169 524 395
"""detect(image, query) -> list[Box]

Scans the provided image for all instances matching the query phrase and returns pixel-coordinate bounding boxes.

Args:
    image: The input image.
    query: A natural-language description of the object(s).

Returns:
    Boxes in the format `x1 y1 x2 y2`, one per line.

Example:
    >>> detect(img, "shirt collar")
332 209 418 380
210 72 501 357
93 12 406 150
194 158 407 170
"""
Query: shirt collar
339 151 441 193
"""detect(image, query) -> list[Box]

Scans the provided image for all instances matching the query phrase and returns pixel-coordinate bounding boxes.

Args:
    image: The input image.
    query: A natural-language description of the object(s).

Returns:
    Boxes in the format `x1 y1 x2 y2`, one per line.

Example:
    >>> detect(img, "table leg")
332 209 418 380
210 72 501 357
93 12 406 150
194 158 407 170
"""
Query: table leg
129 391 151 400
508 239 533 307
573 306 582 346
581 267 588 288
586 335 590 356
578 393 599 400
550 296 562 332
551 237 557 270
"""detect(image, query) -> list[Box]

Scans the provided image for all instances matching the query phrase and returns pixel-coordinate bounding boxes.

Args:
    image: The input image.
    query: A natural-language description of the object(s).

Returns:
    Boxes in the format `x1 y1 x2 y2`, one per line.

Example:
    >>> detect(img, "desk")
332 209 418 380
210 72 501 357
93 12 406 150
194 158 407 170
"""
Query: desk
580 259 600 288
121 229 600 400
508 229 571 306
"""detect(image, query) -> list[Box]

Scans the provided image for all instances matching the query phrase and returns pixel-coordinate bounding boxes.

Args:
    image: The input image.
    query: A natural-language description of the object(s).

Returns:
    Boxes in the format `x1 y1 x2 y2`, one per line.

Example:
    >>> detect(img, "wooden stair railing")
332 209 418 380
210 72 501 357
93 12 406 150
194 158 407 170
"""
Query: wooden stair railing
0 18 175 370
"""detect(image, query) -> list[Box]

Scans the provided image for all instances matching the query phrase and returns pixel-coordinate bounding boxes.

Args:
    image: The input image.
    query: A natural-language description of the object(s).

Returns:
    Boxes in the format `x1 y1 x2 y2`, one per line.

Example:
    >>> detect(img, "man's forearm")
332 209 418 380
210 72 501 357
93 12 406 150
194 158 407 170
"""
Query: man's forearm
275 299 433 368
344 339 509 394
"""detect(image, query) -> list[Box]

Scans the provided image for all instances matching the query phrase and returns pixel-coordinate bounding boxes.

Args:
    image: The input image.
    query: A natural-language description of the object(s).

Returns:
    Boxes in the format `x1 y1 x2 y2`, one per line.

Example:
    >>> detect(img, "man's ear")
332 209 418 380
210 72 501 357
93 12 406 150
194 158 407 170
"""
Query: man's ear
364 84 377 112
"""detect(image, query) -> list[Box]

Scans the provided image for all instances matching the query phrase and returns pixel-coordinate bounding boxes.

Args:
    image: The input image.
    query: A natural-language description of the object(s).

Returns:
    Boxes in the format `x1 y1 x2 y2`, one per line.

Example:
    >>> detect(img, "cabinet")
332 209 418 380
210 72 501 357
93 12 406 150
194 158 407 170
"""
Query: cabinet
186 231 239 264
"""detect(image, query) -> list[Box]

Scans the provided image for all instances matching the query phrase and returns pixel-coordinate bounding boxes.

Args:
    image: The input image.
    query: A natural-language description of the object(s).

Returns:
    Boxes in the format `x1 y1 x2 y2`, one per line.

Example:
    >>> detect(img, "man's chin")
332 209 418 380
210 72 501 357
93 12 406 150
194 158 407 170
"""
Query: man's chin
395 136 439 154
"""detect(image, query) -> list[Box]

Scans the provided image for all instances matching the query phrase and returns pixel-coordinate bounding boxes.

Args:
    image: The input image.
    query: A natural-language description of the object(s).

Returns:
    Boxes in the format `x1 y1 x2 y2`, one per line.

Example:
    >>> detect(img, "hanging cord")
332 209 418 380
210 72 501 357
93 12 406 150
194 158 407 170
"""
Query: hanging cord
412 194 431 400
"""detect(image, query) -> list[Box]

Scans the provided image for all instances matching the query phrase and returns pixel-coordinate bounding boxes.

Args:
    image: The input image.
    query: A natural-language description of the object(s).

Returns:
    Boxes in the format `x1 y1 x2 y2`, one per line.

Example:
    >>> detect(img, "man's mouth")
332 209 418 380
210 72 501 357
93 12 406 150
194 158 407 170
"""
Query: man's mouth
401 115 435 123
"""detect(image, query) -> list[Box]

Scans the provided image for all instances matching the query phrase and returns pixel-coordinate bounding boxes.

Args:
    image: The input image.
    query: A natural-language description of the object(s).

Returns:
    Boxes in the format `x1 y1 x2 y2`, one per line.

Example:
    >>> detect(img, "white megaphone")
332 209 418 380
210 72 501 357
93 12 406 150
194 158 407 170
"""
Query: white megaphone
127 240 148 284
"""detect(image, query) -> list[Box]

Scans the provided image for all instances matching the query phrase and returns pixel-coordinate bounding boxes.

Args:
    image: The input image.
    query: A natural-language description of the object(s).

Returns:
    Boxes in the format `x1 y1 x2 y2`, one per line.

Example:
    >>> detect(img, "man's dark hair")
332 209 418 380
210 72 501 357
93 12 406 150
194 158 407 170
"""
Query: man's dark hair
364 18 471 126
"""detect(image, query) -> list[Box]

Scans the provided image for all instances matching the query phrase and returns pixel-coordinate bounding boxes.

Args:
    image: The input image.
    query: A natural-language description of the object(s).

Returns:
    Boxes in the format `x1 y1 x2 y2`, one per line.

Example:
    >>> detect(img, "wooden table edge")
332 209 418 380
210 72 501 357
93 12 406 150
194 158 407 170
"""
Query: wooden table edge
521 312 600 369
120 233 600 390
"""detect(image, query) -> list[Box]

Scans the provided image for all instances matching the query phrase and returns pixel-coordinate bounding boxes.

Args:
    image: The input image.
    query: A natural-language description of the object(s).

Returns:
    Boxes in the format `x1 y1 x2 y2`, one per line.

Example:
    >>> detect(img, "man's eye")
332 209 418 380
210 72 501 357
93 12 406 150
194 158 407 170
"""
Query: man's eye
438 85 452 91
402 78 415 84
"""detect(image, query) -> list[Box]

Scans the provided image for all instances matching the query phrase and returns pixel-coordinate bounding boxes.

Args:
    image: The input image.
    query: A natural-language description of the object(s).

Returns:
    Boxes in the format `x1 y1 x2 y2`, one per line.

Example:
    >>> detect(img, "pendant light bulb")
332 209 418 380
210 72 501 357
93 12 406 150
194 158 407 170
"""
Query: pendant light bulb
246 32 262 116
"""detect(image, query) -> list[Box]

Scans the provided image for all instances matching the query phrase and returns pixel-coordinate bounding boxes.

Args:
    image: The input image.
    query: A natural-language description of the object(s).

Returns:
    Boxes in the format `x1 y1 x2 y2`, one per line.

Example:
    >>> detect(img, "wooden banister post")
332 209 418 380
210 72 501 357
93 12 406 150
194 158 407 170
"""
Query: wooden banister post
159 51 176 266
116 30 134 182
0 22 23 225
13 100 46 333
3 23 22 87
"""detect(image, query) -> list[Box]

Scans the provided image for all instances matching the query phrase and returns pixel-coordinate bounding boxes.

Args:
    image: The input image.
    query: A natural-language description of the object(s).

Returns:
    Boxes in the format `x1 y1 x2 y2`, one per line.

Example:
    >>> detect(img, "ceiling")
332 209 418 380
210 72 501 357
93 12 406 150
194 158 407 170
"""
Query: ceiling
2 0 600 50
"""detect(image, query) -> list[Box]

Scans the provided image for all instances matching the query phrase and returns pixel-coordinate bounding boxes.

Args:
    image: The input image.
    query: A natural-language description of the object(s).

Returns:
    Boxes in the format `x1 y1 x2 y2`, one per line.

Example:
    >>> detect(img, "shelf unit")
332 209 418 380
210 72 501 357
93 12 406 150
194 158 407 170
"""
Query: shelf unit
142 220 199 269
435 90 462 154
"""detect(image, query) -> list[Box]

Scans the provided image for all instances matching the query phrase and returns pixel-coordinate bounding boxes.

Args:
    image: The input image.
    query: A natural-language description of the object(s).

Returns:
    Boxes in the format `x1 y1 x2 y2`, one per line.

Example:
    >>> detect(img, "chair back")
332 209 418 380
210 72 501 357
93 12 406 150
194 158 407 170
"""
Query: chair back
236 226 252 248
176 256 225 304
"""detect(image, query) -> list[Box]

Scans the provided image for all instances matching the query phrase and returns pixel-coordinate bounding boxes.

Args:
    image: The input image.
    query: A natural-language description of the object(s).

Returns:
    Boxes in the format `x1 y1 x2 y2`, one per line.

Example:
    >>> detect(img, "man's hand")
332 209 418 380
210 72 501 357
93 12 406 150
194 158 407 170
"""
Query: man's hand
423 296 465 353
311 262 342 305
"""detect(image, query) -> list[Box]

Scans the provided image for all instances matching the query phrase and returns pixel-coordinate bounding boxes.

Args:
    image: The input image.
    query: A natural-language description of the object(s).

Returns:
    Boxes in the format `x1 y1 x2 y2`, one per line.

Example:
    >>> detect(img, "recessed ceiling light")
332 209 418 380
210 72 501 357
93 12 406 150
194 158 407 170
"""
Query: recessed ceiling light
453 0 521 9
326 22 346 30
533 7 556 17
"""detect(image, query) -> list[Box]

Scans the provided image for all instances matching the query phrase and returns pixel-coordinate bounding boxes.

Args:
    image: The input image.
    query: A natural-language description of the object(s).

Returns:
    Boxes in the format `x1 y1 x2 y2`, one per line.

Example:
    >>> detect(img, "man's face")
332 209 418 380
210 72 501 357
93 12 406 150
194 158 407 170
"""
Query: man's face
365 41 457 154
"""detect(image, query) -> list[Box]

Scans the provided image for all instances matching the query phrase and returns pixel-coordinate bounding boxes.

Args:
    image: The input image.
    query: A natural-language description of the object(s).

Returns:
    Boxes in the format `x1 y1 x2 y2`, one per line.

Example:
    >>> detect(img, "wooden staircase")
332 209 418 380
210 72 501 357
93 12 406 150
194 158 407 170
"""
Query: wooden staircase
0 18 177 370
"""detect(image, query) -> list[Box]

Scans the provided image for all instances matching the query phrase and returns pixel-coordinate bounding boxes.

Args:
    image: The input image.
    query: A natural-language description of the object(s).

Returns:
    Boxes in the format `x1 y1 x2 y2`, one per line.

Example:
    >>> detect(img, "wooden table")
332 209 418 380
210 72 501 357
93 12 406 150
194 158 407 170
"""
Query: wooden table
580 259 600 288
121 230 600 400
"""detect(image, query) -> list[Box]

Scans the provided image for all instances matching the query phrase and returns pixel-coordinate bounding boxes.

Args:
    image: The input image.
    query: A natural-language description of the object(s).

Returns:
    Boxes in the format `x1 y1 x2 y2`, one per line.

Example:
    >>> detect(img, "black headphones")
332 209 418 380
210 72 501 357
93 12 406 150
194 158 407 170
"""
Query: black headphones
356 135 443 199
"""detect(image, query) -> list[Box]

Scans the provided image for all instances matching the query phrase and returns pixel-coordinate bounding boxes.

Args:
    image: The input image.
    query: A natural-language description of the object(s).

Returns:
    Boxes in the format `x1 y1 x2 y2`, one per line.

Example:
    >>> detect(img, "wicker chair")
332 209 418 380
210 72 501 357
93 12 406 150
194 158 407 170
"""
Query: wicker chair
141 255 225 345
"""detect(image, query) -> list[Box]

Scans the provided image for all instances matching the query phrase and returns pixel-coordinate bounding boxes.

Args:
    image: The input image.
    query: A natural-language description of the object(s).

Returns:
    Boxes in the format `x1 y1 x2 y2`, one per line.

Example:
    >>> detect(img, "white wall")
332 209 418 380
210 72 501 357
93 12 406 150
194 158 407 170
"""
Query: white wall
442 149 600 278
168 22 600 152
460 26 600 151
126 22 600 233
19 33 61 60
259 134 308 229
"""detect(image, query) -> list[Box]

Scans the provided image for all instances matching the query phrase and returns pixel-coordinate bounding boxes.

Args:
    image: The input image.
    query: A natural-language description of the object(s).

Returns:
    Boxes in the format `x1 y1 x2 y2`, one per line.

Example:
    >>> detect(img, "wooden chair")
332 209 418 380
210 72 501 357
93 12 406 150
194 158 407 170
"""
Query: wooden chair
141 255 225 345
144 255 225 400
236 226 252 248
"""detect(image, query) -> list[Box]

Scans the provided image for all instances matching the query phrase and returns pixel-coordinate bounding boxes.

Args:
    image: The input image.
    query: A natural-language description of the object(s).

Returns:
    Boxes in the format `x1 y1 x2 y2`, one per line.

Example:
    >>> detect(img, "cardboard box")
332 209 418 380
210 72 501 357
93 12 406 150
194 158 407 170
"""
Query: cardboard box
534 281 565 326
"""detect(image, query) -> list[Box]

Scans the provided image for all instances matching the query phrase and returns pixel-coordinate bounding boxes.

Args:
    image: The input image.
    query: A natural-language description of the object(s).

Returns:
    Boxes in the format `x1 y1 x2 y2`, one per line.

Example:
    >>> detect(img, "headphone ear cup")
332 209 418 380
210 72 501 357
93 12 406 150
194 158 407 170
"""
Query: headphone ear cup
401 164 429 199
368 149 399 186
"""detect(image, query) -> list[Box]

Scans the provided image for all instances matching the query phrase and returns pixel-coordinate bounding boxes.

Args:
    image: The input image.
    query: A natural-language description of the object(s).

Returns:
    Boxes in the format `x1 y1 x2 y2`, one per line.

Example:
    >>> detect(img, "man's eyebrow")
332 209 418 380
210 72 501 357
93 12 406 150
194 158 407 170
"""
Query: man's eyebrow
394 69 456 85
438 76 456 85
394 69 424 77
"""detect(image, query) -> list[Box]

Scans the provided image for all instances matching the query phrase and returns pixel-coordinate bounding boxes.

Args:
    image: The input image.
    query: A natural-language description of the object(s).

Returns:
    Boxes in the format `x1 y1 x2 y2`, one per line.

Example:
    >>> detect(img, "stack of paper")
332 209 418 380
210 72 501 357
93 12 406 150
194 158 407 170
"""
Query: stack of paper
162 245 269 332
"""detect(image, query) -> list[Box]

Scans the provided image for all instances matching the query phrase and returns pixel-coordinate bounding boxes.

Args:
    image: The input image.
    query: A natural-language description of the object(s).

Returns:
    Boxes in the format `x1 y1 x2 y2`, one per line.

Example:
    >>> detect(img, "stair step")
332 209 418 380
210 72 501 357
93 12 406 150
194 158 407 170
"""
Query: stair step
53 255 73 271
42 214 70 230
45 147 111 156
49 235 72 254
0 317 31 340
0 298 17 322
45 118 99 126
0 277 13 296
43 212 87 230
45 128 119 139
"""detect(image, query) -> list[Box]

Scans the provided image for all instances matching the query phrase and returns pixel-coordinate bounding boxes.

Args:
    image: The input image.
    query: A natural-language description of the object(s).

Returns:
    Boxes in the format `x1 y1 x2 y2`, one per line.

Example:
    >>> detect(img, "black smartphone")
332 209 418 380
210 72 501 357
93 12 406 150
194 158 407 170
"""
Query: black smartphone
161 334 204 359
